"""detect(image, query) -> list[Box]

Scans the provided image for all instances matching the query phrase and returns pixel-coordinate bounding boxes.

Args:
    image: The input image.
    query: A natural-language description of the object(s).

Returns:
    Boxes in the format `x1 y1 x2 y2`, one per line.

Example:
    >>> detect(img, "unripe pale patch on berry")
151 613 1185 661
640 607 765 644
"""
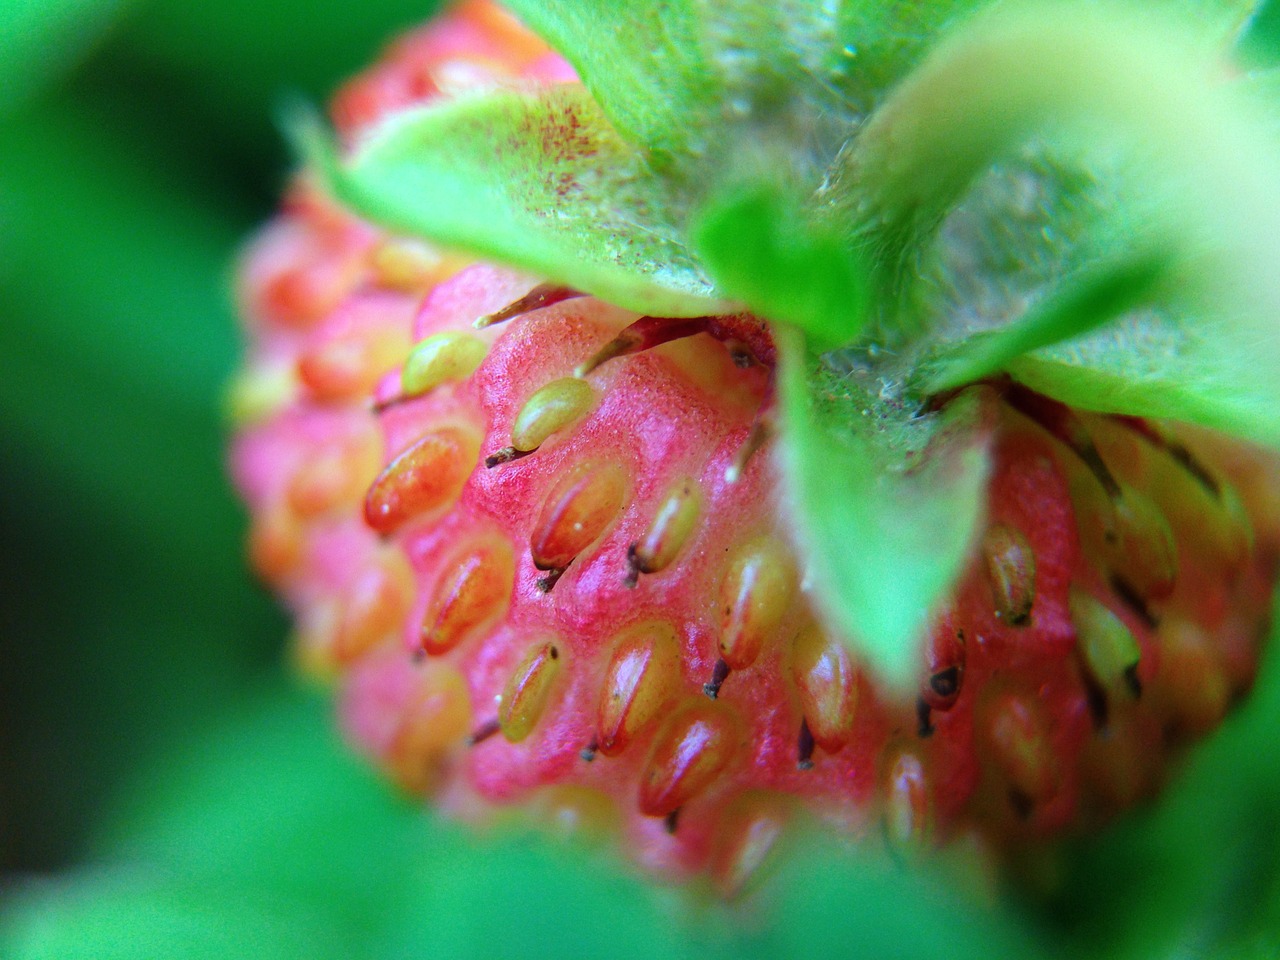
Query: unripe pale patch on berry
1106 417 1256 568
420 533 516 656
983 693 1060 815
983 524 1036 626
529 459 629 578
436 54 517 91
790 624 858 754
498 639 565 743
596 621 682 757
639 701 739 818
1161 467 1254 572
708 794 787 900
625 479 701 586
883 751 933 853
511 376 596 452
364 426 480 535
333 554 416 663
718 537 796 671
1211 481 1255 569
1070 588 1142 701
530 784 618 841
291 601 343 680
399 331 490 399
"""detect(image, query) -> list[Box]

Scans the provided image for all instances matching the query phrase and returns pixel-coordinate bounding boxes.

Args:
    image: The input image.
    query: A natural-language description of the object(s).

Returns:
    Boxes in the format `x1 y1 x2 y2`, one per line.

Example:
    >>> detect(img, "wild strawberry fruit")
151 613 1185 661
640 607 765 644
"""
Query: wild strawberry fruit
231 0 1280 891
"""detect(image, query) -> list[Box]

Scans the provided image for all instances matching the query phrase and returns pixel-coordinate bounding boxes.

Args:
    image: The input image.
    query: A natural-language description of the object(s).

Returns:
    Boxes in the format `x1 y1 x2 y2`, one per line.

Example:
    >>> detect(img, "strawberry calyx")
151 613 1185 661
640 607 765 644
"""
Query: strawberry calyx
302 0 1280 690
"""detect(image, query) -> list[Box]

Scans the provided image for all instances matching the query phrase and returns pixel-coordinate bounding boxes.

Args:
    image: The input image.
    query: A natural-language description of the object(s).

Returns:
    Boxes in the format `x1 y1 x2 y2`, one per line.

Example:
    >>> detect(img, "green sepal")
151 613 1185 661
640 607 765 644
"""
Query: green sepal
296 90 730 318
1200 0 1270 42
1004 331 1280 448
775 329 990 692
500 0 719 164
693 184 869 351
503 0 856 164
924 246 1172 393
829 0 981 111
841 2 1280 445
833 4 1222 258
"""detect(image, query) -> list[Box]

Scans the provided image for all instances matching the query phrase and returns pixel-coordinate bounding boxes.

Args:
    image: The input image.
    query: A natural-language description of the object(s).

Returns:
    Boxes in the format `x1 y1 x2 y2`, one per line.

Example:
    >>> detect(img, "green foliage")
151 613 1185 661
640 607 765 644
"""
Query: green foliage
0 86 281 867
694 185 869 349
0 0 127 113
924 248 1172 392
321 1 1280 456
775 330 989 690
308 89 726 317
109 0 448 169
504 0 858 164
841 4 1280 447
501 0 720 162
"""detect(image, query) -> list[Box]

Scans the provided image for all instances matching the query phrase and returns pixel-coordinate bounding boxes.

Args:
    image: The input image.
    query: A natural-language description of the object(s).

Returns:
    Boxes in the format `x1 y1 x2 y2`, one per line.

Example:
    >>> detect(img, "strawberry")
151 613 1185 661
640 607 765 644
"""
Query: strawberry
230 0 1280 893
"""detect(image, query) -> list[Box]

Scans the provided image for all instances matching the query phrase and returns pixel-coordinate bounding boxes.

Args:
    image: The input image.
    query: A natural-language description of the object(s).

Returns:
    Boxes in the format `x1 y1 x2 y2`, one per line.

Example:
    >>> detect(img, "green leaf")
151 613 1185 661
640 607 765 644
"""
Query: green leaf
1002 324 1280 447
1242 3 1280 65
504 0 1259 167
830 0 984 113
0 95 282 865
693 184 868 350
775 330 990 691
0 0 127 113
839 2 1280 445
304 88 729 318
501 0 720 162
504 0 860 161
1 872 359 960
925 246 1172 393
841 5 1214 247
1196 0 1269 42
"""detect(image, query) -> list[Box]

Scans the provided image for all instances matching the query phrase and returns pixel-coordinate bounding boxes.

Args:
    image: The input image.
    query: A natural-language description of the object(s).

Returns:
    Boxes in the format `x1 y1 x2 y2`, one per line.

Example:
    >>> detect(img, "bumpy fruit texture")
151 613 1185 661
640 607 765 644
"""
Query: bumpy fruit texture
231 0 1280 891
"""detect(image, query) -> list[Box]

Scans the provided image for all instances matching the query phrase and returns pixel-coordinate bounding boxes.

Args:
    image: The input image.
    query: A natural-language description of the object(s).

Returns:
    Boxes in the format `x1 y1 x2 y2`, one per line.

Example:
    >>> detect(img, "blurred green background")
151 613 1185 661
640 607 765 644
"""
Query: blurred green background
4 1 1280 957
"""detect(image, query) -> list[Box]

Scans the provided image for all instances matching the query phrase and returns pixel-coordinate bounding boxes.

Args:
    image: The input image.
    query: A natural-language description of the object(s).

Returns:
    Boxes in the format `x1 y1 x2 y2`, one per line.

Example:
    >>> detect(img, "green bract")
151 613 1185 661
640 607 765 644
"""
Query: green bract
925 248 1173 394
299 88 725 318
880 6 1280 450
312 0 1278 688
500 0 720 163
694 185 868 351
776 329 990 689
